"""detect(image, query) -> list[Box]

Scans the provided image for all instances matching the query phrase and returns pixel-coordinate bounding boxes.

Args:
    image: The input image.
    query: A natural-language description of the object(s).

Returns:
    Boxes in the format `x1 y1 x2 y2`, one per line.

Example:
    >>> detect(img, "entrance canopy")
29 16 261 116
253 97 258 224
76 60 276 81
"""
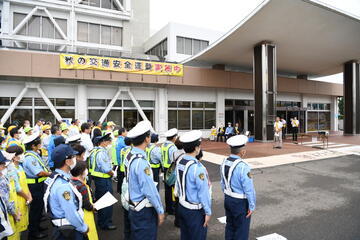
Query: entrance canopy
183 0 360 77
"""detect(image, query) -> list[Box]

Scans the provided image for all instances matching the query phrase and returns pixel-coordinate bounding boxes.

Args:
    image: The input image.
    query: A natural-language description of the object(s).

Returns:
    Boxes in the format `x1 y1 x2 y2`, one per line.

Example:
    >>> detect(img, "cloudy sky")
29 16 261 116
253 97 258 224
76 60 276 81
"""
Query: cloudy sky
149 0 360 83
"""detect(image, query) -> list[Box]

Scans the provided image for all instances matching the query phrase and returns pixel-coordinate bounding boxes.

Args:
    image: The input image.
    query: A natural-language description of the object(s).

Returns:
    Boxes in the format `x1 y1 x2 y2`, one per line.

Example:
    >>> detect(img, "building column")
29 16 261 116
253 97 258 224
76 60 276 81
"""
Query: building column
216 89 225 127
1 1 11 47
155 88 168 135
330 96 338 132
76 84 88 122
244 109 248 131
253 43 277 141
343 61 360 135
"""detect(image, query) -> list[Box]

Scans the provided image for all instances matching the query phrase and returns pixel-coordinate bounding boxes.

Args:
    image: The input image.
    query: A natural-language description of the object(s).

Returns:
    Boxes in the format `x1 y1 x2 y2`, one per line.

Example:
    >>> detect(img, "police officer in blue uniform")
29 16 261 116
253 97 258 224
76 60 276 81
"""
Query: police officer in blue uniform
175 130 212 240
88 133 116 230
44 144 89 240
146 133 162 191
23 134 52 239
221 135 256 240
126 120 165 240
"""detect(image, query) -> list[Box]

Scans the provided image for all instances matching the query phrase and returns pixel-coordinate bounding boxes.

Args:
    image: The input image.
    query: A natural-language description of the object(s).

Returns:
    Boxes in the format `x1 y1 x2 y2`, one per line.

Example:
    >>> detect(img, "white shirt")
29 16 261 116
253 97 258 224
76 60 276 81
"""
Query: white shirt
80 133 94 159
274 121 283 131
291 120 300 127
68 125 80 137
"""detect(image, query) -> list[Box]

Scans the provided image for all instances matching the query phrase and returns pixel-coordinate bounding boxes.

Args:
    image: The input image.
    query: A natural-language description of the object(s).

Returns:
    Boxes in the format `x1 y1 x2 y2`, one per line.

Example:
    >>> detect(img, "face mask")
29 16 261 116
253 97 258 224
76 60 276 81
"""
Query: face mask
69 158 77 170
1 168 8 176
17 154 25 163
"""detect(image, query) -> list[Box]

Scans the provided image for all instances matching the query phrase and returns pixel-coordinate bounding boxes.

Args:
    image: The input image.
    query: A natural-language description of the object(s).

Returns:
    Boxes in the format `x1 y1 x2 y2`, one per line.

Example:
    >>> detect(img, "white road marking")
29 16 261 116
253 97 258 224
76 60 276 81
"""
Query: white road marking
257 233 287 240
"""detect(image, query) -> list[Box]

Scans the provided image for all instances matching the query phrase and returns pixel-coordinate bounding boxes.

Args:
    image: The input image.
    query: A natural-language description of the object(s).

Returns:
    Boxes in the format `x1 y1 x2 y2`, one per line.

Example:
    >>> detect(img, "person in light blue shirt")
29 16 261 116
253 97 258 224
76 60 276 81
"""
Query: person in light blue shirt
220 135 256 240
225 122 234 140
175 130 211 240
127 120 165 240
47 125 62 170
116 128 127 166
44 144 88 239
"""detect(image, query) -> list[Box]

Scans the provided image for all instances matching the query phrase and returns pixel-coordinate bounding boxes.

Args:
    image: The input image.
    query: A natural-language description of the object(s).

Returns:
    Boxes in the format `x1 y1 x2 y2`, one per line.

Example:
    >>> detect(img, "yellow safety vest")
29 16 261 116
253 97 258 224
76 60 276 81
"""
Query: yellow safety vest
15 167 30 232
146 144 160 169
111 140 118 166
7 138 25 152
161 142 174 169
24 152 48 184
211 129 217 136
8 177 20 240
120 147 131 172
84 184 99 240
89 149 111 178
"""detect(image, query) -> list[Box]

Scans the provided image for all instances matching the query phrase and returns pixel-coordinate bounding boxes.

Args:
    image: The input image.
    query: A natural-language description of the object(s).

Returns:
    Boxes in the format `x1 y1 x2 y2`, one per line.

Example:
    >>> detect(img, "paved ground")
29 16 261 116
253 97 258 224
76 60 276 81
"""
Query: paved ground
25 154 360 240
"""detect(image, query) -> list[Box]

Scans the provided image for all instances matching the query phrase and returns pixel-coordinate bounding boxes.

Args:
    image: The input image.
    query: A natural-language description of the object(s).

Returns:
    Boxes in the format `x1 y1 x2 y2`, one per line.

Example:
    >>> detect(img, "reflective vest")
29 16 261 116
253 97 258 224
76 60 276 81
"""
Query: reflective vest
120 147 132 172
7 138 25 152
24 152 49 184
161 142 174 169
89 148 111 178
221 157 247 199
111 140 118 166
175 158 202 210
146 144 160 169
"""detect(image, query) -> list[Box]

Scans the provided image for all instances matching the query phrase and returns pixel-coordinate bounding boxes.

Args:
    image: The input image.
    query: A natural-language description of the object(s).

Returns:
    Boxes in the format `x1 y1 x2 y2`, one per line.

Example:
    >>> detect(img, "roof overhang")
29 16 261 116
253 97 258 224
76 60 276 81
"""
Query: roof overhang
183 0 360 78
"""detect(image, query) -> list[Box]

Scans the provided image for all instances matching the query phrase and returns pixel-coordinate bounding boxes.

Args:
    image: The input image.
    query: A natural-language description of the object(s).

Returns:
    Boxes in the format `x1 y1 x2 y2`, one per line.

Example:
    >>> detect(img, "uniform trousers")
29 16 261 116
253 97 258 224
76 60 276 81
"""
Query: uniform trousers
93 177 113 228
224 195 251 240
117 170 125 193
128 207 158 240
122 207 131 240
292 127 298 141
28 182 45 237
52 227 85 240
177 204 207 240
163 168 174 214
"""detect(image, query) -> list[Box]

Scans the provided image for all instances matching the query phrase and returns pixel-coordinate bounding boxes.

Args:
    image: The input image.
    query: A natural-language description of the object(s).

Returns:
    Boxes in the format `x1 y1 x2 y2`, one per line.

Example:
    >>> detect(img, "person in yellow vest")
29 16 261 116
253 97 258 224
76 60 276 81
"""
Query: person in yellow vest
273 117 284 149
162 128 178 215
40 125 51 162
71 160 99 240
210 126 217 141
6 127 25 152
105 121 116 139
0 151 21 239
91 121 102 140
146 133 161 191
61 124 69 139
0 136 6 151
22 134 51 239
89 133 116 230
6 146 33 239
69 119 81 137
4 126 17 147
291 117 300 143
118 136 132 195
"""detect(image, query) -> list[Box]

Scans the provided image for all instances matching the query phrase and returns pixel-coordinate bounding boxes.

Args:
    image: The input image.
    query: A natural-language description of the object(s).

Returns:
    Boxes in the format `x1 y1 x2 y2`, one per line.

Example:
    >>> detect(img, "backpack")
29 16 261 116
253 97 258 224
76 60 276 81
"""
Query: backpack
164 151 185 186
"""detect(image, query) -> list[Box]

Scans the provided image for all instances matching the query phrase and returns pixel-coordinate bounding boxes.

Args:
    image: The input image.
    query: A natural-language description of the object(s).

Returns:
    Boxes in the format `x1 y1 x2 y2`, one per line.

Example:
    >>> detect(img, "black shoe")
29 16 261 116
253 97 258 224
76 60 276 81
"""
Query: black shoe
29 232 48 239
101 225 117 230
39 226 48 231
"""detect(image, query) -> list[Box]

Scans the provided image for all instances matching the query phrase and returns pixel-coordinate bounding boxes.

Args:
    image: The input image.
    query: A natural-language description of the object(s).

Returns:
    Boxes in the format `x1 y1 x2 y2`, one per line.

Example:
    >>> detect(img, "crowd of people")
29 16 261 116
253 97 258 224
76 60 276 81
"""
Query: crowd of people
0 118 256 240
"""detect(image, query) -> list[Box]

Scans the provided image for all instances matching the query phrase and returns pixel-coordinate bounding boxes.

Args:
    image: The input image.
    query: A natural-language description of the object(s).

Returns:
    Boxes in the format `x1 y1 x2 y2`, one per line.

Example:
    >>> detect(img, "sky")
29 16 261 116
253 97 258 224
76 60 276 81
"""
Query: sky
149 0 360 84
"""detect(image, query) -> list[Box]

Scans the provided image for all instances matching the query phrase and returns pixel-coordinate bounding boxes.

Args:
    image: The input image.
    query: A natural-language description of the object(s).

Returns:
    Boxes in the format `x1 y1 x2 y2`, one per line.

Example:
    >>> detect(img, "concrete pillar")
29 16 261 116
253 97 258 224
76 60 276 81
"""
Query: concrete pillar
155 88 168 135
76 84 88 122
253 43 277 141
330 96 338 132
216 89 225 127
1 1 11 47
343 61 360 135
244 109 248 131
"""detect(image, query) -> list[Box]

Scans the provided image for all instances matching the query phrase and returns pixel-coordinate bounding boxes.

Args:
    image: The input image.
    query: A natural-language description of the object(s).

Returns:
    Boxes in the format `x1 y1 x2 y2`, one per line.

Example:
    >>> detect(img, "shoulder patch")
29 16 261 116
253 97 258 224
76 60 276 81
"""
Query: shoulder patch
63 191 71 201
247 172 252 179
144 167 151 176
199 173 205 181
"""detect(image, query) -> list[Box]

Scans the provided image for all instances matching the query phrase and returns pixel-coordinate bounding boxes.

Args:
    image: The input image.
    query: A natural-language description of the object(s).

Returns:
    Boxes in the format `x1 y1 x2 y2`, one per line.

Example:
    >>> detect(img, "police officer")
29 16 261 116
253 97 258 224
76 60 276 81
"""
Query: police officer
146 133 161 191
88 133 116 230
116 128 127 193
126 120 165 240
23 134 51 239
44 144 89 239
175 130 211 240
221 135 256 240
161 128 178 214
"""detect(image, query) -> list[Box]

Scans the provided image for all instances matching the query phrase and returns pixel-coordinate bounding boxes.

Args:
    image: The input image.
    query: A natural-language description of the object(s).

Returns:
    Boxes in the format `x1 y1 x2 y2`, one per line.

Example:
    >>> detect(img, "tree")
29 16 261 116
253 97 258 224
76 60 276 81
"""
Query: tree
338 97 344 119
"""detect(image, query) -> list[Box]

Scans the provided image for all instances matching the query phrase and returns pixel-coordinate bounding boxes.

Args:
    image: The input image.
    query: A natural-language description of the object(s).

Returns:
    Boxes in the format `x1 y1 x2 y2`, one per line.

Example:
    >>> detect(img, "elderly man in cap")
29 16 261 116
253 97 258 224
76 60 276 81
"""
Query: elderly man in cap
221 135 256 240
44 144 89 239
145 133 162 191
88 133 116 230
126 120 165 240
175 130 211 240
161 128 178 214
23 134 51 239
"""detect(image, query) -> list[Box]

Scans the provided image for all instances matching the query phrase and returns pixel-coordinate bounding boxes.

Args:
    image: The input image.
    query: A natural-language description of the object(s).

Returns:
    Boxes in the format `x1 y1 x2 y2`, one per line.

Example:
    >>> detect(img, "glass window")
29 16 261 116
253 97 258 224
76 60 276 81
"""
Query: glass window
178 110 190 130
201 40 209 50
163 39 168 56
34 98 55 106
112 100 122 107
225 99 233 107
88 99 106 107
13 13 27 35
107 110 122 126
55 18 67 39
101 0 111 9
192 102 204 108
319 112 330 130
139 101 154 108
124 110 137 129
28 16 40 37
12 109 32 124
205 102 216 108
58 109 75 119
0 97 10 106
193 39 201 54
192 110 204 129
318 103 325 110
168 110 177 129
124 100 135 108
18 98 32 106
307 112 318 131
111 26 122 46
312 103 318 110
88 110 103 122
35 109 55 124
177 101 190 108
89 23 100 44
42 17 54 38
91 0 101 7
325 104 331 110
101 25 111 45
184 38 192 55
143 110 154 127
307 103 312 110
205 111 216 129
176 36 184 54
168 101 177 108
77 22 88 42
0 110 10 126
56 98 75 106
